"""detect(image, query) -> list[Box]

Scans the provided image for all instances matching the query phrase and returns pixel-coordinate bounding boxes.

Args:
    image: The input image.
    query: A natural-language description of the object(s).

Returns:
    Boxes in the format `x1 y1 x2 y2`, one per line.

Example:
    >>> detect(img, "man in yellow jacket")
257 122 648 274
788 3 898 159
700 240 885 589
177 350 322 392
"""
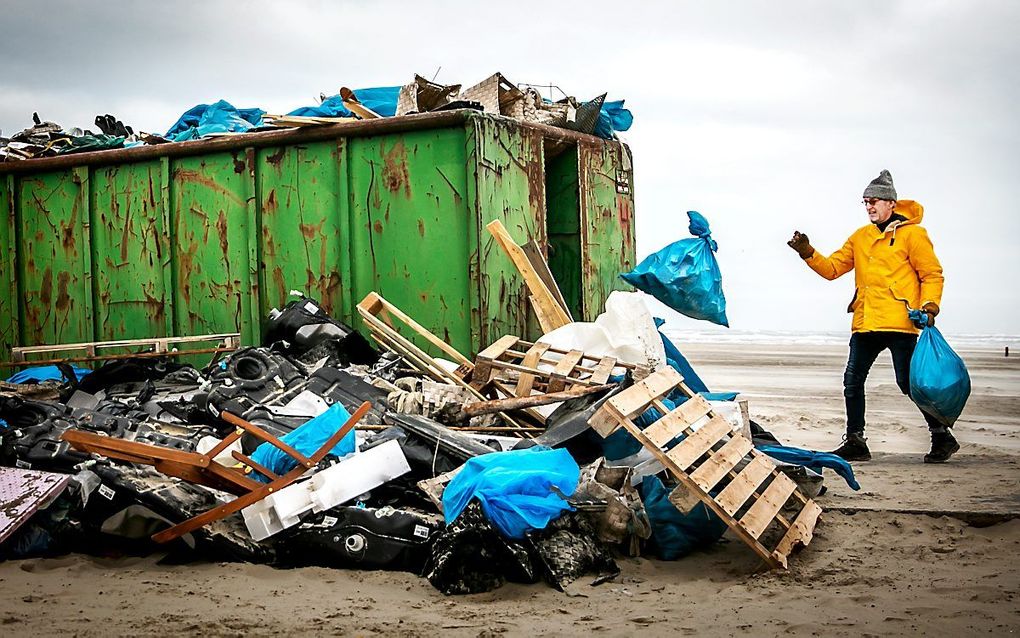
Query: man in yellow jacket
788 170 959 463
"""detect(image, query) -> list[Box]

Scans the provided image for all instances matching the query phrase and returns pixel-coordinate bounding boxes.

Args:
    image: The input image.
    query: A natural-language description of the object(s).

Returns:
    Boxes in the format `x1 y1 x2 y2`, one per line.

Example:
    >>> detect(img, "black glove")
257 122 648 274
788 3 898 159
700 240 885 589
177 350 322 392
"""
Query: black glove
787 231 815 259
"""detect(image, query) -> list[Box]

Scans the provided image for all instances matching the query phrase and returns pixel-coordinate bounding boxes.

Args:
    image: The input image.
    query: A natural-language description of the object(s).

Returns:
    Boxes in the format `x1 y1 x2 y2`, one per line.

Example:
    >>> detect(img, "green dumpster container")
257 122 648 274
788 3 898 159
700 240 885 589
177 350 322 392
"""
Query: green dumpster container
0 110 635 360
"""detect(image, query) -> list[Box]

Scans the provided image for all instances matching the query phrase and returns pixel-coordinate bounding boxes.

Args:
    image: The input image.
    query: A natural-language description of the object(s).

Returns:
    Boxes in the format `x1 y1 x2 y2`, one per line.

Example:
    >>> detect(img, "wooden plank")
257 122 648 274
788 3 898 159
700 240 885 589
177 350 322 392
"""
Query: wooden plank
463 383 614 416
665 416 732 471
666 394 714 432
514 341 550 396
690 436 754 492
716 454 774 517
668 482 703 514
589 356 616 385
473 335 520 387
740 472 798 539
522 239 572 320
486 219 571 332
641 409 689 448
772 500 823 567
547 349 584 392
603 367 684 421
357 292 471 366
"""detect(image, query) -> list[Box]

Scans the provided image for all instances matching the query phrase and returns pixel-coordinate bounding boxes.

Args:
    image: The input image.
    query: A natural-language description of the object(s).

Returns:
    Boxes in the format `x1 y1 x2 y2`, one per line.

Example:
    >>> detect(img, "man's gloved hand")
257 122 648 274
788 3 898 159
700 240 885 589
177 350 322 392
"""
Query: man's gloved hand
922 302 940 327
787 231 815 259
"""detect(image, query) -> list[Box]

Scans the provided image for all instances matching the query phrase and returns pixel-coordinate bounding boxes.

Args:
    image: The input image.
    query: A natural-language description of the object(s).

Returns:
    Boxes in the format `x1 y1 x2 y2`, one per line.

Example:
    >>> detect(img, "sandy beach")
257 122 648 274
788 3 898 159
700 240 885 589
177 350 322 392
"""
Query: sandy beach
1 342 1018 636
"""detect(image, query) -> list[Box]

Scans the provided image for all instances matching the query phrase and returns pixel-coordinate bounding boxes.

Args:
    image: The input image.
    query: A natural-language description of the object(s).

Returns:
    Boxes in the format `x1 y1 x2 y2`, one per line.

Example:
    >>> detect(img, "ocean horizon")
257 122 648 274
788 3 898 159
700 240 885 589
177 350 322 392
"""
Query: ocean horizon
661 327 1019 350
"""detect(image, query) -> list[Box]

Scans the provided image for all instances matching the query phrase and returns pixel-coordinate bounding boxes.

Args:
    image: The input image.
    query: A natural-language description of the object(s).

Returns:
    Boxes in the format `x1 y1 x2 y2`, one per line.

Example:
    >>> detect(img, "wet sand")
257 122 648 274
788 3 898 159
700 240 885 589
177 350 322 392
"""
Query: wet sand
1 342 1018 636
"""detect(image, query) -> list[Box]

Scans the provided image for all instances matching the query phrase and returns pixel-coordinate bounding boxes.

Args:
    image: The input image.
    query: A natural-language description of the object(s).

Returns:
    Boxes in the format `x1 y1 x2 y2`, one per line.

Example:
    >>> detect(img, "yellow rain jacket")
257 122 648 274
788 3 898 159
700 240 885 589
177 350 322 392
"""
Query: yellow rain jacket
804 200 943 334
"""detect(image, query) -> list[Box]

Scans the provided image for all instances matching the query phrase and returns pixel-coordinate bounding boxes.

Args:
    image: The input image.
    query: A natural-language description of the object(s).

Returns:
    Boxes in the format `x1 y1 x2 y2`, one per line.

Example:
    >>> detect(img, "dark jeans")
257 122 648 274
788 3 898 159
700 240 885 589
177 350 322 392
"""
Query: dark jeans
844 331 944 434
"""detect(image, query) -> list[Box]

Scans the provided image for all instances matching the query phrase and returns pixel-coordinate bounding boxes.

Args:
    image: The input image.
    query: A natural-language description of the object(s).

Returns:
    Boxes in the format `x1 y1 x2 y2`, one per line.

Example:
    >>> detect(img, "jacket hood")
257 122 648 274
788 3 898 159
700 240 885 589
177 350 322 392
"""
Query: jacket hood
893 199 924 226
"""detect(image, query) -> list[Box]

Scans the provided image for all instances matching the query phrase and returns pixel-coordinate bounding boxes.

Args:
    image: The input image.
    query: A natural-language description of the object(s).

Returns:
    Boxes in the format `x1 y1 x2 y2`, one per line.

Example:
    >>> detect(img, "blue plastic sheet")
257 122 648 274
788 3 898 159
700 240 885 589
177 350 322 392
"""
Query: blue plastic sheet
594 100 633 139
6 365 91 384
908 311 971 427
287 87 401 119
655 317 709 394
640 475 727 560
621 211 729 327
249 403 356 483
165 100 265 142
757 444 861 490
442 447 579 539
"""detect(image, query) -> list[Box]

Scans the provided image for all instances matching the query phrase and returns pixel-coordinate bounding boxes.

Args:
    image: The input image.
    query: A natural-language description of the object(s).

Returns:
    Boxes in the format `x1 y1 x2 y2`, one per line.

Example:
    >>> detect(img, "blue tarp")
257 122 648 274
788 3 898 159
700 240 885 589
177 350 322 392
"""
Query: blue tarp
287 87 401 119
442 447 579 539
6 365 92 384
640 475 728 559
622 211 729 327
165 100 265 142
655 317 709 394
594 100 633 139
249 403 356 483
757 444 861 490
908 311 971 427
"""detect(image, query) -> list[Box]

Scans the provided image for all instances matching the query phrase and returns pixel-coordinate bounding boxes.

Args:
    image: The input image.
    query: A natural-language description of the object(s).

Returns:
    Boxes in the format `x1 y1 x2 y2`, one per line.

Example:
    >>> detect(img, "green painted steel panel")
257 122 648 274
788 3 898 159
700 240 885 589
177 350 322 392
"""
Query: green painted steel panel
257 141 350 322
171 152 258 344
16 169 94 346
578 140 636 320
545 146 583 319
0 177 17 356
348 128 474 355
90 161 172 339
465 117 547 346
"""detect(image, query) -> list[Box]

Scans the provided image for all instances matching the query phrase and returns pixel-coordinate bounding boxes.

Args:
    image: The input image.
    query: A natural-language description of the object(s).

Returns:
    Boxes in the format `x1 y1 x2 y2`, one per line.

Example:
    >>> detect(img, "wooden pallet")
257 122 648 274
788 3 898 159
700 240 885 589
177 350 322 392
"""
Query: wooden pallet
588 367 822 569
471 335 639 396
5 333 240 367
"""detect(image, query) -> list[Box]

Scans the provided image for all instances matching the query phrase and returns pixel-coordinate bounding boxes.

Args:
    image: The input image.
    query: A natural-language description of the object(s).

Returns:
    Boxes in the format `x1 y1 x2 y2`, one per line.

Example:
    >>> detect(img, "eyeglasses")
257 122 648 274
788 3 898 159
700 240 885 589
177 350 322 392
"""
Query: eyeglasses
862 198 885 206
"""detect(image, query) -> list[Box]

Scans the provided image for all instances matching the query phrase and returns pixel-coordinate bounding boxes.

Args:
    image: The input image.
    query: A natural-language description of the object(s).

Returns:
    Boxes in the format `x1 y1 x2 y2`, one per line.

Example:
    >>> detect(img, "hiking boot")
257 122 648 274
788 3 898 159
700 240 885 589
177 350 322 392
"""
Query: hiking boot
924 430 960 463
830 432 871 462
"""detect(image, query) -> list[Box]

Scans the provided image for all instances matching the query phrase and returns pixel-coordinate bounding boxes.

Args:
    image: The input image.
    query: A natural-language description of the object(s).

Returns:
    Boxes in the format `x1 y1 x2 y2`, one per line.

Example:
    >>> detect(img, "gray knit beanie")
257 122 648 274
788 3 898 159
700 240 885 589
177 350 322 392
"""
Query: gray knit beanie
863 169 897 200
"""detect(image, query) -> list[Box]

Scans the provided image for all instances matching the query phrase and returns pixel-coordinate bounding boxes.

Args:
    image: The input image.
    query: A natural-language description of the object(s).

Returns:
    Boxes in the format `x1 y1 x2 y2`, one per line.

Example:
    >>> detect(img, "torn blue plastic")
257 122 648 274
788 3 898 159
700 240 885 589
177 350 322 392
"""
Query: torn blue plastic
594 99 633 139
165 100 265 141
640 475 727 560
248 402 356 483
757 444 860 490
287 87 401 119
442 447 579 539
6 365 91 384
621 211 729 327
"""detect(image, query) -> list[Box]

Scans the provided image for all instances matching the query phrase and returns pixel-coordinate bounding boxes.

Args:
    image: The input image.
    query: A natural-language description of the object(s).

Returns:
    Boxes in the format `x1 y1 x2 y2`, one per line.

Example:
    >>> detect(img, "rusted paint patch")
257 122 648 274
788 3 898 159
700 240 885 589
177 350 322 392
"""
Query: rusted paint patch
382 140 412 198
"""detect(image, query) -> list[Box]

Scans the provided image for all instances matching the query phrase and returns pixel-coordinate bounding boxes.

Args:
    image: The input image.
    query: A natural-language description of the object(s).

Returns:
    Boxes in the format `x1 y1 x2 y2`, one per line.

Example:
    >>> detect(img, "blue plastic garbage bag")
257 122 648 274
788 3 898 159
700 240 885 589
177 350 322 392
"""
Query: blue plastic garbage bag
288 87 401 119
165 100 265 142
640 475 728 560
594 100 633 139
249 402 356 483
655 317 709 394
908 310 971 427
621 211 729 327
757 444 860 490
6 365 91 384
443 447 579 539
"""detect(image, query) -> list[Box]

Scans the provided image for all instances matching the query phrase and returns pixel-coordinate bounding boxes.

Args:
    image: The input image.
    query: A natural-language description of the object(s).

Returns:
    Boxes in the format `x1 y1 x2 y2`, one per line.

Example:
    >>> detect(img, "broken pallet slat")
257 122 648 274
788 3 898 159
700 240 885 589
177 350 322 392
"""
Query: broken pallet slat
514 341 550 396
547 349 584 392
772 500 823 568
589 356 617 385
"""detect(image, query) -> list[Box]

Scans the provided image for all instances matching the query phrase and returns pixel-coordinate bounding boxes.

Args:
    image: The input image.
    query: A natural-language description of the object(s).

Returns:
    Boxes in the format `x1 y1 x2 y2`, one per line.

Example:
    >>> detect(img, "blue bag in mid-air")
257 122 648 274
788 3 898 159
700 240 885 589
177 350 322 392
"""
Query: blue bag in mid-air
908 310 971 427
620 211 728 327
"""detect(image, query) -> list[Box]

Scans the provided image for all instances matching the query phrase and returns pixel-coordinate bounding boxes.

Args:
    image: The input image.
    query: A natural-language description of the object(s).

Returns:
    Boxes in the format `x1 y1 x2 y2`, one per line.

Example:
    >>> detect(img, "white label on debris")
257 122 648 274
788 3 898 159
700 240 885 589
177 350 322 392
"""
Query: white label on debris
321 515 338 527
303 301 319 314
413 524 430 539
98 485 115 500
15 459 31 469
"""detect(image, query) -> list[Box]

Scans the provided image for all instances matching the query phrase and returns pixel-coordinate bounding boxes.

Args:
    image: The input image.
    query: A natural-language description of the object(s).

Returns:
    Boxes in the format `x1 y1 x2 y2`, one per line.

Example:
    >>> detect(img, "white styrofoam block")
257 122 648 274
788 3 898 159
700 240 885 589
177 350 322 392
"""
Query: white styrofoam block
241 439 410 541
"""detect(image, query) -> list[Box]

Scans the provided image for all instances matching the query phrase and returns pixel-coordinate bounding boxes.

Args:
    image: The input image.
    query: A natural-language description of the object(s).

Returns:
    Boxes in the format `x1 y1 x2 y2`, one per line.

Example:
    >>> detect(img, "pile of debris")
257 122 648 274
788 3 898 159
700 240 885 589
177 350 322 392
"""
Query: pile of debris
0 71 632 162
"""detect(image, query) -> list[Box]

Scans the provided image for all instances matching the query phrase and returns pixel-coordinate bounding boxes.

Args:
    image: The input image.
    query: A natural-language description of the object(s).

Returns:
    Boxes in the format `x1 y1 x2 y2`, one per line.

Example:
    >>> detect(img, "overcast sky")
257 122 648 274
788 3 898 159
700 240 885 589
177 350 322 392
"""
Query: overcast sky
2 0 1017 337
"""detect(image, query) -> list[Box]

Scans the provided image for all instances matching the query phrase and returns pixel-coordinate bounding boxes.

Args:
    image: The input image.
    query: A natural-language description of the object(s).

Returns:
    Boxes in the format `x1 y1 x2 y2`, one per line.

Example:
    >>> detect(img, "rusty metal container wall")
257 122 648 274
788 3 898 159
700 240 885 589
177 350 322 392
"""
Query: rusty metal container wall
348 128 476 355
0 112 637 360
578 140 636 319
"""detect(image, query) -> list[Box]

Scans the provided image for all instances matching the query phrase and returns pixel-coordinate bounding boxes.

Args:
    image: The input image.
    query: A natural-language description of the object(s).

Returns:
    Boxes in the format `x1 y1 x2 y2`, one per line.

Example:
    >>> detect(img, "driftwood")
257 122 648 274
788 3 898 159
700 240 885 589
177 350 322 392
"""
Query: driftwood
462 383 615 417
